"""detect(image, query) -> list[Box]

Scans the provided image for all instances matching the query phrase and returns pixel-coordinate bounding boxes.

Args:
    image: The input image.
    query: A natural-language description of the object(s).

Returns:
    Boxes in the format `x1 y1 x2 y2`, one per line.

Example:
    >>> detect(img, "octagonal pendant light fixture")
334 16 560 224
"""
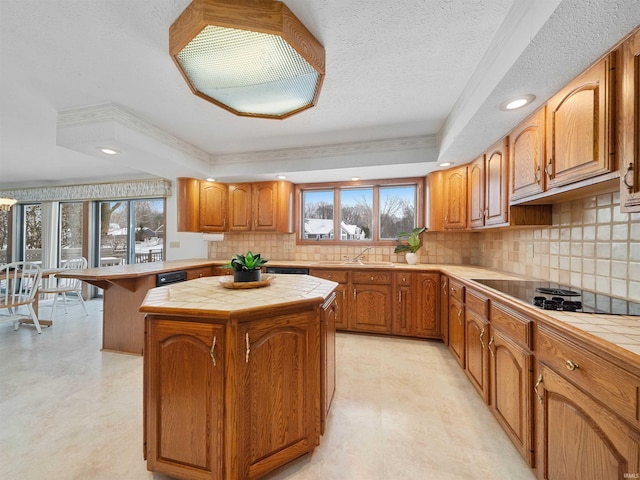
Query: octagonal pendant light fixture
170 0 325 119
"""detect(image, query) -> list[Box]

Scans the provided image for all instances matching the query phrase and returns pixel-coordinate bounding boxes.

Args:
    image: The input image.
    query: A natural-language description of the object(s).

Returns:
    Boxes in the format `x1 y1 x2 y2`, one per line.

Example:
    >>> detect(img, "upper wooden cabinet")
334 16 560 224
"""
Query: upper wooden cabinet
468 156 485 228
177 177 228 233
510 108 546 201
469 139 510 228
229 181 293 233
177 178 293 233
200 181 228 232
620 27 640 212
443 165 468 230
546 53 616 189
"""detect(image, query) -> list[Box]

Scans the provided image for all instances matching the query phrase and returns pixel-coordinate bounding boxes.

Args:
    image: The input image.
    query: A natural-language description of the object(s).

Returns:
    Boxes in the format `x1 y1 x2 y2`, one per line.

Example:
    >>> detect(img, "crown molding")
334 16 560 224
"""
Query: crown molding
211 135 437 165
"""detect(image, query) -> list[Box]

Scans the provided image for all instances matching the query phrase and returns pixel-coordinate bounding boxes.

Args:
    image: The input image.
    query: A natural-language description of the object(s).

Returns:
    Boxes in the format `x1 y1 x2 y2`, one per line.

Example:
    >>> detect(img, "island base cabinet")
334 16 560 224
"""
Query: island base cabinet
536 365 640 480
145 320 225 480
238 312 321 480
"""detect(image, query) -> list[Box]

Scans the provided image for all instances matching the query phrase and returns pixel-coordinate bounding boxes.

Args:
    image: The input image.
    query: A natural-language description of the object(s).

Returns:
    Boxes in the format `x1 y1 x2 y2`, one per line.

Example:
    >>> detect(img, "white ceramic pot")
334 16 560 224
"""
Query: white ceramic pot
405 252 418 265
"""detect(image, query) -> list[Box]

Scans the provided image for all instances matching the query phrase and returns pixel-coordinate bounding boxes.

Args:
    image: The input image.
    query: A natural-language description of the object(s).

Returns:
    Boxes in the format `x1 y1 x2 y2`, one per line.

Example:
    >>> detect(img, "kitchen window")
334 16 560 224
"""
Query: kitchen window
297 178 422 244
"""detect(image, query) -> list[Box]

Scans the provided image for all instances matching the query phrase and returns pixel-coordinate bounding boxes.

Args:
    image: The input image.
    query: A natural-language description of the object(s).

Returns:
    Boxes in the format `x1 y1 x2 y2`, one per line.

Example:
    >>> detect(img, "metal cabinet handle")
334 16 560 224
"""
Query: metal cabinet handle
442 281 447 294
565 360 579 371
210 336 217 366
451 286 456 294
484 209 488 218
479 327 485 349
245 333 250 363
353 288 356 300
398 291 401 303
535 165 542 184
488 335 495 357
534 374 544 404
457 309 462 325
545 159 553 177
623 163 634 191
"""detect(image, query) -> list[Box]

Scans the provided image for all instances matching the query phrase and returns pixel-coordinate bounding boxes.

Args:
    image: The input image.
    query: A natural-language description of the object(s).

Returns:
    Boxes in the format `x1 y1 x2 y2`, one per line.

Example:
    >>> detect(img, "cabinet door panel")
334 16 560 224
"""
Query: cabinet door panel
253 182 278 231
490 329 533 466
240 313 319 479
448 298 465 368
393 283 414 336
485 139 509 226
200 181 228 232
469 156 485 228
228 184 252 231
546 56 614 188
353 284 392 333
537 365 640 480
444 166 468 229
621 28 640 212
440 276 449 344
511 109 546 201
146 320 224 479
465 310 489 403
415 273 440 338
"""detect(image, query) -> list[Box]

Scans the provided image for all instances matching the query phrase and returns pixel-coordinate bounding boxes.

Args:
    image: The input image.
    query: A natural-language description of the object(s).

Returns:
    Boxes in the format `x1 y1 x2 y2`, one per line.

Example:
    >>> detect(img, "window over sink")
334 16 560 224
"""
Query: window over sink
297 178 422 245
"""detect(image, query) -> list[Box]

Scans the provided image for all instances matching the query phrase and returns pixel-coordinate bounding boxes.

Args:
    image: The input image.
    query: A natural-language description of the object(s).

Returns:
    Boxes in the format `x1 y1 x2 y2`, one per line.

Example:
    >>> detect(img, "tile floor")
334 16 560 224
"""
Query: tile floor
0 299 535 480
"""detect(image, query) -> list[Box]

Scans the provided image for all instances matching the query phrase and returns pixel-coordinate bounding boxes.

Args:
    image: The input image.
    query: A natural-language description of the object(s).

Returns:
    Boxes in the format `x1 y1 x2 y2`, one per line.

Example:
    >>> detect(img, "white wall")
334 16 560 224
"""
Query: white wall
163 181 208 261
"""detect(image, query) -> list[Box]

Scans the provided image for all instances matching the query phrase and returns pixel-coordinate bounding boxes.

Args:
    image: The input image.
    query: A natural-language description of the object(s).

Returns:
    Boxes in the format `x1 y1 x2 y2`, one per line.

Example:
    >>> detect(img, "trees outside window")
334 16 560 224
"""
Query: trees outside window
299 181 419 243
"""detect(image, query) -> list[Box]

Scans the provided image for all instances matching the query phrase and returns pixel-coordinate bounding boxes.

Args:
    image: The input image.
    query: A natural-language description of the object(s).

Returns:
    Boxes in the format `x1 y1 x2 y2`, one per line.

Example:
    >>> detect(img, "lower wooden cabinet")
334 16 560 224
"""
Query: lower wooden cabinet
448 297 465 368
145 303 326 480
489 328 534 466
536 321 640 479
237 313 320 479
321 294 337 435
536 365 640 480
440 275 449 344
464 308 489 403
352 277 392 333
393 272 440 338
145 320 225 480
310 268 440 338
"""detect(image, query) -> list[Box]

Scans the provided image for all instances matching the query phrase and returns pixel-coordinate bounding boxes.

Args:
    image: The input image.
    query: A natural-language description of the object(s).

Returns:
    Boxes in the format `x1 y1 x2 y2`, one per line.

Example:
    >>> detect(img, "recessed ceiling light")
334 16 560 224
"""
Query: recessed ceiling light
500 94 536 111
438 162 453 168
351 177 360 181
276 175 287 180
98 147 120 155
206 177 215 182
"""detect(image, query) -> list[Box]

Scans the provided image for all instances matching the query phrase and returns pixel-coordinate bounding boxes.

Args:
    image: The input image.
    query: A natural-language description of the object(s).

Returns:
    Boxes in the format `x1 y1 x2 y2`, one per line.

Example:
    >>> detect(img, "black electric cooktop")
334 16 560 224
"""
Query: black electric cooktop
472 279 640 316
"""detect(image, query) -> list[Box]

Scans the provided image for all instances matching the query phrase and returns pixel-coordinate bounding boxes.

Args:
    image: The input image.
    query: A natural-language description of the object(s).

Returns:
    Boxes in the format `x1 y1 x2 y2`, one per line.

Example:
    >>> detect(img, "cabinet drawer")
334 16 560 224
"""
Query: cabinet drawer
352 271 392 285
449 279 465 302
186 266 213 280
394 272 414 285
466 289 489 318
537 323 640 427
489 302 532 349
309 269 348 284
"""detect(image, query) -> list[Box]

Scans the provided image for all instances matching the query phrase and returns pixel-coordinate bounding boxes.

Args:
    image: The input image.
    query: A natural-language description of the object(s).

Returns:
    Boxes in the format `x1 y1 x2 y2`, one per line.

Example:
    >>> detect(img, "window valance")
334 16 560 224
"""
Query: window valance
0 178 171 203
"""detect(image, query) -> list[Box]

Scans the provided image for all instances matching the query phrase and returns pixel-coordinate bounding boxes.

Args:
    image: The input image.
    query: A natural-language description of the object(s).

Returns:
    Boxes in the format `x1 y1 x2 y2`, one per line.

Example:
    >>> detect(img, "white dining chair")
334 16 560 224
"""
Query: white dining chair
0 261 43 333
39 257 88 322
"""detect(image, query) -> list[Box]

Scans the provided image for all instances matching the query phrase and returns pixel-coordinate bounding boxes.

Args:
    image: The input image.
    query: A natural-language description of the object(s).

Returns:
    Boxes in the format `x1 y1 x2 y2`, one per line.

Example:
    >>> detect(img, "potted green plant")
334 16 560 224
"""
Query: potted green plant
394 227 427 265
224 251 268 282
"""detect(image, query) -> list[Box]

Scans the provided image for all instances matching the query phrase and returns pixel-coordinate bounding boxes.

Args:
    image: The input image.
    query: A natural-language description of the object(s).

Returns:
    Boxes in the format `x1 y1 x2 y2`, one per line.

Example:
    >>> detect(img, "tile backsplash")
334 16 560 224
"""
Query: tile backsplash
478 191 640 300
208 191 639 300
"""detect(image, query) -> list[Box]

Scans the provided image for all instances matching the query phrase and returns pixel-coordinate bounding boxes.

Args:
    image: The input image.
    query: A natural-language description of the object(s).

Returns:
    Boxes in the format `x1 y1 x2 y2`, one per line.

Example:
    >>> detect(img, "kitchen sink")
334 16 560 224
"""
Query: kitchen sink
311 260 395 267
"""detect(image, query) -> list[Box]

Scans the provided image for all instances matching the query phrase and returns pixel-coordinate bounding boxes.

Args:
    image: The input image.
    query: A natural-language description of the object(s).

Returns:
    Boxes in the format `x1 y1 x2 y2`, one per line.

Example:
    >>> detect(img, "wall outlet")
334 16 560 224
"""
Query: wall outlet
169 241 180 248
526 243 534 258
283 241 294 251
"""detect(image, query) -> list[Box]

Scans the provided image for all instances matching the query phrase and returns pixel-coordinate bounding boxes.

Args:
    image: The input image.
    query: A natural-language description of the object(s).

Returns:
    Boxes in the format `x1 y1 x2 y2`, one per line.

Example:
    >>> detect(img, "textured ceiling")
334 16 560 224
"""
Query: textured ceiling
1 0 639 189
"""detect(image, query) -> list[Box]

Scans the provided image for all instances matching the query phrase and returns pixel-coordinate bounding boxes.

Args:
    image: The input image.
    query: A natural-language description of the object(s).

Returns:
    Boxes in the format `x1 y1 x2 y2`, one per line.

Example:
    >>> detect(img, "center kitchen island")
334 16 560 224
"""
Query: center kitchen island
139 273 338 480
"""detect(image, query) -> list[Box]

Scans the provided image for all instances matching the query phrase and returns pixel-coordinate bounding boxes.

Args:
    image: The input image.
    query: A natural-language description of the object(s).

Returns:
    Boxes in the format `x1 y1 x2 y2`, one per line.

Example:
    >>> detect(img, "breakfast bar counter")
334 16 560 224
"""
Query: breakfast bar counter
56 259 221 354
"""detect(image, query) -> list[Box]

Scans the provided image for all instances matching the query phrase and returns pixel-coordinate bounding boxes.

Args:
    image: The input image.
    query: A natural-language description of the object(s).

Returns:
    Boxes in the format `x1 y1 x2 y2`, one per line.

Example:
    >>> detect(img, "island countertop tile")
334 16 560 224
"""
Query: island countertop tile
140 273 338 317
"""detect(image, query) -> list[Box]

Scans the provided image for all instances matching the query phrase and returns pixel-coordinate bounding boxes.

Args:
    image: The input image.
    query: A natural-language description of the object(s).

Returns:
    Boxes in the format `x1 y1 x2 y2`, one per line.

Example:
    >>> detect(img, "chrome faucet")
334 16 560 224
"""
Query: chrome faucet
352 247 373 263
